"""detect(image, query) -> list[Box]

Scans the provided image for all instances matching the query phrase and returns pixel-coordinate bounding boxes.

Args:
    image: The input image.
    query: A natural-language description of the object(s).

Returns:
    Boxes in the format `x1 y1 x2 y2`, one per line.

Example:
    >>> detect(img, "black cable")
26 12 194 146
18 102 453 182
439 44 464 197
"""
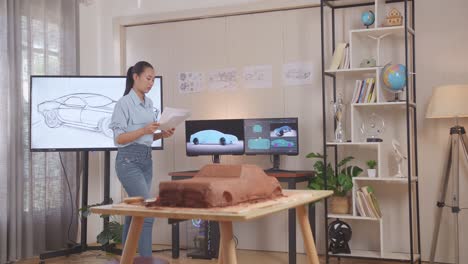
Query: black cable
59 152 78 246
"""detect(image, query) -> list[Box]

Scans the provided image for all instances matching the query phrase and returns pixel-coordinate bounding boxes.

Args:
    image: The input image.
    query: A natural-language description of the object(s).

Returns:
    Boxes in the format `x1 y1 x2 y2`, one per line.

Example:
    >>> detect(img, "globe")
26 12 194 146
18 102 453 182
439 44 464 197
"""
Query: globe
361 11 375 27
382 64 407 92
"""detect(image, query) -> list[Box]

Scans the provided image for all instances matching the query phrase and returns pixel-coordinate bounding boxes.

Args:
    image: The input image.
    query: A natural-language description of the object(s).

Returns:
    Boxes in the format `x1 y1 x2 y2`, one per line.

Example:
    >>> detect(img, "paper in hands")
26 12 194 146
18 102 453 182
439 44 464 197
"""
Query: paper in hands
158 107 191 131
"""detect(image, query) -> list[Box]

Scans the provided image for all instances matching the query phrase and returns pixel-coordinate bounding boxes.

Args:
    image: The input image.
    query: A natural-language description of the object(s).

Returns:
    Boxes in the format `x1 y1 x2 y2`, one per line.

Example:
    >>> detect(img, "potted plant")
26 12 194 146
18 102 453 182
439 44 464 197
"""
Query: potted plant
80 201 123 246
366 160 377 178
306 152 363 214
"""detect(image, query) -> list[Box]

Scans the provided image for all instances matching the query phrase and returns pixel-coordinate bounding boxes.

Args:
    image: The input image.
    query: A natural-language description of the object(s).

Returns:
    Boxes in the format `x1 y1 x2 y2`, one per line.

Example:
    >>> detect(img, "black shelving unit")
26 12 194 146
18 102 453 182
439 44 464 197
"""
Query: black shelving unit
320 0 421 263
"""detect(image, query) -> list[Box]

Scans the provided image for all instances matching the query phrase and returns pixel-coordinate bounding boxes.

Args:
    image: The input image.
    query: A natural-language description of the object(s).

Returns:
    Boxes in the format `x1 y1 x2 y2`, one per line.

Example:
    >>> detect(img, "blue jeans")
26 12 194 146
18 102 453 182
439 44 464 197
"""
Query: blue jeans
115 143 154 257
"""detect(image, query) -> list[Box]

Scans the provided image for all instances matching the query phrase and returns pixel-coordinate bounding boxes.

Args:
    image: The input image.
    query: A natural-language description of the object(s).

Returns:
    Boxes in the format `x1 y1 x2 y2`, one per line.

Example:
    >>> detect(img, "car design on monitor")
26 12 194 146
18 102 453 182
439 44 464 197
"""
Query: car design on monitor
247 138 270 150
190 129 239 145
37 93 117 137
273 126 292 137
271 139 294 147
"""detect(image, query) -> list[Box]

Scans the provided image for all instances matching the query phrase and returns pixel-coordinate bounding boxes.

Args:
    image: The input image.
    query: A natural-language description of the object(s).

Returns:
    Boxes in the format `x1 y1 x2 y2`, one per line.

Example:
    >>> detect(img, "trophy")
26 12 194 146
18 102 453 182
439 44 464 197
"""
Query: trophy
392 139 407 177
360 113 384 142
331 93 346 142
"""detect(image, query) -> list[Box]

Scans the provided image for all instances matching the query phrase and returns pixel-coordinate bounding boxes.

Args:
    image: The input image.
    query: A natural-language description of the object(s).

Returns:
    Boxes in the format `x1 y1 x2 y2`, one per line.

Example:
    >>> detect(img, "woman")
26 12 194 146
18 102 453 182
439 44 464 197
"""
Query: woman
109 61 174 257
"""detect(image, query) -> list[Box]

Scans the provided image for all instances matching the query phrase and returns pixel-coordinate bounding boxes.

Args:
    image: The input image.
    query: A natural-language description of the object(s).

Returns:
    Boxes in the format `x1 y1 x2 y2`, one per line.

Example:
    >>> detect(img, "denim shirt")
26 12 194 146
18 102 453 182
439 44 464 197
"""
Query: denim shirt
109 89 159 147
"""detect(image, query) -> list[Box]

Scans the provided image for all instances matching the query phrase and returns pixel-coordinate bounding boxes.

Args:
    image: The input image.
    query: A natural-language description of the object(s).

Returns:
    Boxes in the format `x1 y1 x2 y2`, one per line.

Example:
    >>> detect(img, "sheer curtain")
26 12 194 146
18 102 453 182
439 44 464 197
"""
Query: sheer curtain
0 0 79 262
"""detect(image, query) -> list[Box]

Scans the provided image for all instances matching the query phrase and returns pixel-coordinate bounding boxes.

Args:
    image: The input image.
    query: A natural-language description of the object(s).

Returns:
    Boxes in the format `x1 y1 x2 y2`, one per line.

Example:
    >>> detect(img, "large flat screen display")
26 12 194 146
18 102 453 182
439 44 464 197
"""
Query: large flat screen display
30 76 163 151
185 119 245 156
244 117 299 155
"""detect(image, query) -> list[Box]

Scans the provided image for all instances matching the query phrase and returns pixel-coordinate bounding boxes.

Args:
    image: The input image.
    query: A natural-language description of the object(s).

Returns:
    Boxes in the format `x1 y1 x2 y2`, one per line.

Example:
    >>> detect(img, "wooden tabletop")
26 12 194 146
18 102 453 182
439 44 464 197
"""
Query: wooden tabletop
90 190 332 222
169 170 314 178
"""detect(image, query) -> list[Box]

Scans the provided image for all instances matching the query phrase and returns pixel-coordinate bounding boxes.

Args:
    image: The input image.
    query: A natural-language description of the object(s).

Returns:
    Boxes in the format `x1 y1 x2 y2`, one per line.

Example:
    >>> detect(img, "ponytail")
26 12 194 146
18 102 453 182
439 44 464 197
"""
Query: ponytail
123 61 154 96
124 66 134 96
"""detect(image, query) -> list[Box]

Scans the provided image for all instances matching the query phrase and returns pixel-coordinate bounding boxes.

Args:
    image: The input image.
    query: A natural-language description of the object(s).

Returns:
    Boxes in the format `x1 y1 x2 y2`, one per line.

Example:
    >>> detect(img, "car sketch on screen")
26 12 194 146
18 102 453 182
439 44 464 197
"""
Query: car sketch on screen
247 138 270 150
271 139 295 147
190 130 238 145
37 93 116 137
270 125 297 137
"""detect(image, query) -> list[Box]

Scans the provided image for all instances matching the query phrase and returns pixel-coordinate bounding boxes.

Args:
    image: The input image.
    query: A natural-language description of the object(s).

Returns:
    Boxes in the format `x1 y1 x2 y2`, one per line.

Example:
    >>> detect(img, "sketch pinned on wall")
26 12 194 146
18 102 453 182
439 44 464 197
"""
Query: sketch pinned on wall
242 65 272 89
282 62 314 86
177 71 204 93
207 68 238 91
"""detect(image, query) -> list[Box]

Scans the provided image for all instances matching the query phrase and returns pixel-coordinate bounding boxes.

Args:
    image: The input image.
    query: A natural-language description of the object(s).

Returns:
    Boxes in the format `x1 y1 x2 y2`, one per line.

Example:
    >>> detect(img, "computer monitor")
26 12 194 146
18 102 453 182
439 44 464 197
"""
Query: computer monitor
244 117 299 170
30 75 163 152
185 119 245 161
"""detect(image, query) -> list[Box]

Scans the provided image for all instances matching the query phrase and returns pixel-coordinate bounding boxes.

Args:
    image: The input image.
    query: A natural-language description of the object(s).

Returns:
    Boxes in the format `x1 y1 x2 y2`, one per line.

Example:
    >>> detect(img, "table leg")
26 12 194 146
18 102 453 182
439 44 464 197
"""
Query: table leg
219 221 237 264
120 216 145 264
171 222 180 258
296 205 320 264
287 181 296 264
309 203 316 240
218 228 224 264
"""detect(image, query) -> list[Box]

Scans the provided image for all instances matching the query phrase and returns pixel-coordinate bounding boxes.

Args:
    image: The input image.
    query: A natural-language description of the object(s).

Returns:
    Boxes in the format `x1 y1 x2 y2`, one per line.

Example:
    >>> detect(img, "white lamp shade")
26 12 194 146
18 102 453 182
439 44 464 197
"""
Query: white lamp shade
426 85 468 119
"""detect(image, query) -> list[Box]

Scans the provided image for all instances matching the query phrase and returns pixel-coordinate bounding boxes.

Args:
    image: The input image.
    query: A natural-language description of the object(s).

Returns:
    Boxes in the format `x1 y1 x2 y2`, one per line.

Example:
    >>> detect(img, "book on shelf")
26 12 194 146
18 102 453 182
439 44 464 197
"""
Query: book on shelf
356 186 382 218
328 43 349 71
351 78 376 104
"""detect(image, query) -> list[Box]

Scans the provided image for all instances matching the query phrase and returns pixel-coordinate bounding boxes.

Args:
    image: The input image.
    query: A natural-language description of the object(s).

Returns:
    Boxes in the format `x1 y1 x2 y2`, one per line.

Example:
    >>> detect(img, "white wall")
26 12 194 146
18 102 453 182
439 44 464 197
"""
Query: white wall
79 0 468 262
417 1 468 263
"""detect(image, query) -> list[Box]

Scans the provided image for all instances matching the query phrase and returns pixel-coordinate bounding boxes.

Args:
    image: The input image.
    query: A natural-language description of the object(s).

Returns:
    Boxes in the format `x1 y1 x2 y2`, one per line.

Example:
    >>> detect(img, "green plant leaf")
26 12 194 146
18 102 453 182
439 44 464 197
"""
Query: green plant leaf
308 182 322 190
337 156 354 167
306 152 324 159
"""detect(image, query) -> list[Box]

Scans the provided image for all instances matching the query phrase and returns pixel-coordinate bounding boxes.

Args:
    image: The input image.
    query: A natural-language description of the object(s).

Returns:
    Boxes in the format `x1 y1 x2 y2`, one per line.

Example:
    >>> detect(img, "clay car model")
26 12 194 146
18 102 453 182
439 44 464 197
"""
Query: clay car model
190 129 238 145
156 164 283 208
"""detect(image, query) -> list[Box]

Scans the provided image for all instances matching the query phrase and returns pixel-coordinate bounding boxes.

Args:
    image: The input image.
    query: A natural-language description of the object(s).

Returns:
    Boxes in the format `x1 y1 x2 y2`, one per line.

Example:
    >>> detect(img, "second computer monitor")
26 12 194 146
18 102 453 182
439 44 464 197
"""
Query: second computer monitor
244 117 299 155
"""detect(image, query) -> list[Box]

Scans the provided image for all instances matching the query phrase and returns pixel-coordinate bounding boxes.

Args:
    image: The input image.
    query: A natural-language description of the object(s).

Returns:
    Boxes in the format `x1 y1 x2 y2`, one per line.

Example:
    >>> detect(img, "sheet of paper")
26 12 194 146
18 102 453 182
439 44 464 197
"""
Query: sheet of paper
158 107 191 131
243 65 272 89
282 62 314 86
207 68 238 91
177 71 204 93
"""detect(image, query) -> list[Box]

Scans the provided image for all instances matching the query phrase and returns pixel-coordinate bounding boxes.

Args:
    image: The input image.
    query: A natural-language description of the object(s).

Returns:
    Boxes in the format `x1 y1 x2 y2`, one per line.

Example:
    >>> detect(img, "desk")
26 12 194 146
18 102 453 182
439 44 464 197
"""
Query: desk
90 190 332 264
169 170 314 264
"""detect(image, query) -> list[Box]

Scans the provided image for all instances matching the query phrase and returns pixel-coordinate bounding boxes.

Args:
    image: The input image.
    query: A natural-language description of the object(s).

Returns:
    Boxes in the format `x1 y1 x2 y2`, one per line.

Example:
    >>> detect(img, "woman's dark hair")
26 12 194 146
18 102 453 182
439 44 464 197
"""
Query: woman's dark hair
124 61 154 96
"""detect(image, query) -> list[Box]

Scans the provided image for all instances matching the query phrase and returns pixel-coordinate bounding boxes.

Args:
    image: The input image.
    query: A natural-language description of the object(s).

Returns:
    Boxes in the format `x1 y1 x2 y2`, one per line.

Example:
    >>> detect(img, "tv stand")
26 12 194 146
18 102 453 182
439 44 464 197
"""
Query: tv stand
212 154 220 164
265 154 289 172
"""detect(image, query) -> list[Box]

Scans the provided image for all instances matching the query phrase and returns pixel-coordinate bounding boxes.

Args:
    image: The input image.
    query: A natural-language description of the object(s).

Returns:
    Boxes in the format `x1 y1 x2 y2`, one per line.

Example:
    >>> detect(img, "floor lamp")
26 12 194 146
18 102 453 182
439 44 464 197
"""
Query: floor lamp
426 84 468 264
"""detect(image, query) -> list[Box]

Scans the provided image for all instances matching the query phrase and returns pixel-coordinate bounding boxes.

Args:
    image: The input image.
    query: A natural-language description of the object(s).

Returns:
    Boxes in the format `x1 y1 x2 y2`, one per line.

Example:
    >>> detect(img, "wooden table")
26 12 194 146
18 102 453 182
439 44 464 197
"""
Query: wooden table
90 190 332 264
169 170 315 264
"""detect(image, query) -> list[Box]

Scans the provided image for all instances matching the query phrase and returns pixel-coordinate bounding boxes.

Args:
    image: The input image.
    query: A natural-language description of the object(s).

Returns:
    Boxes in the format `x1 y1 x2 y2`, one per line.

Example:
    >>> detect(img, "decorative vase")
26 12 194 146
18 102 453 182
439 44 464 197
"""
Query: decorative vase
329 196 350 214
367 169 377 178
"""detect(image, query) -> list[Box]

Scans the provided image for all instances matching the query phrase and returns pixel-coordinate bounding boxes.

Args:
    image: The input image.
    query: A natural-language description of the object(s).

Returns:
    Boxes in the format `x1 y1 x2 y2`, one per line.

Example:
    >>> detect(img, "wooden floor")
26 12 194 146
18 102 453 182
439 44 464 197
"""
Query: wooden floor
16 247 426 264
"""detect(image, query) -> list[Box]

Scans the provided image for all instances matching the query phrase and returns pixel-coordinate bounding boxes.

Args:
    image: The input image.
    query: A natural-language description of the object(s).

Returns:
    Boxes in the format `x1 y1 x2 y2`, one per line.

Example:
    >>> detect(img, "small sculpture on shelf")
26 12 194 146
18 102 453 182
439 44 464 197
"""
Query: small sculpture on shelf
361 10 375 28
331 93 346 143
360 113 385 142
384 8 403 27
359 58 376 68
392 139 407 178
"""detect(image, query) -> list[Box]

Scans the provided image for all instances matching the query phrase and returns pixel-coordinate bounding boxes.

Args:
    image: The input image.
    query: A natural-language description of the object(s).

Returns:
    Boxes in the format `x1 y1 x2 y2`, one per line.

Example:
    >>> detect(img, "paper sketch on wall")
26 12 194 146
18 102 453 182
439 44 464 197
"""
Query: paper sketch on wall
207 68 237 91
282 62 314 86
243 65 272 89
37 92 154 139
178 71 204 93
